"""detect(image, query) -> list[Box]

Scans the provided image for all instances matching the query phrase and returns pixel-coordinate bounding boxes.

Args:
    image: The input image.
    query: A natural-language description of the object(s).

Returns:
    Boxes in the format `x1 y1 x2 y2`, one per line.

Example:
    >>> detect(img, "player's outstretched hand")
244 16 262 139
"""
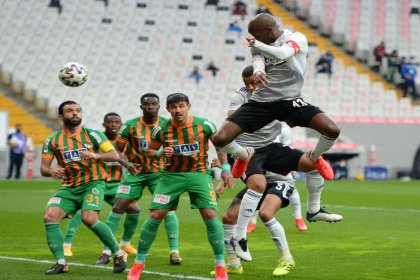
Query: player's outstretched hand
246 35 256 47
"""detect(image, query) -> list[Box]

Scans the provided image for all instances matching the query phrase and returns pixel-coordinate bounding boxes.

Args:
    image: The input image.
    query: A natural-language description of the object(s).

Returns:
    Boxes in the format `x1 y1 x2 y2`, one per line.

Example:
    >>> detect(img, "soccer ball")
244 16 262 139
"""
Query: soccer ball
58 62 88 87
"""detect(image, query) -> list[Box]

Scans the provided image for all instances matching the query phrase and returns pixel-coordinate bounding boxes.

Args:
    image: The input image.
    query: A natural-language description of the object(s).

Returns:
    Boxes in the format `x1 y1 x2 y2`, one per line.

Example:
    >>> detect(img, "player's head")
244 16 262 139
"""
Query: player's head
103 112 121 137
166 93 191 123
248 13 279 44
242 65 256 93
140 93 160 118
58 100 82 127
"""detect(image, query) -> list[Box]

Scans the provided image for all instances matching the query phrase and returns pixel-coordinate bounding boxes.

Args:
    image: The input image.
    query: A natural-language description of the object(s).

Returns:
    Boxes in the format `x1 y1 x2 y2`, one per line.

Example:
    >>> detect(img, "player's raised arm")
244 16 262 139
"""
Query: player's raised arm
249 36 301 61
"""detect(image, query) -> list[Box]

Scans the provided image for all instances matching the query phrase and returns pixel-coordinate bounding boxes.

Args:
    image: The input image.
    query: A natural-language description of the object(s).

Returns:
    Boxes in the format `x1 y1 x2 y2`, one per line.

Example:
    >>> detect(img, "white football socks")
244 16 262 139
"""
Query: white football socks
305 170 324 213
264 218 293 261
223 224 241 268
233 189 263 240
310 134 337 160
218 140 248 160
289 188 303 219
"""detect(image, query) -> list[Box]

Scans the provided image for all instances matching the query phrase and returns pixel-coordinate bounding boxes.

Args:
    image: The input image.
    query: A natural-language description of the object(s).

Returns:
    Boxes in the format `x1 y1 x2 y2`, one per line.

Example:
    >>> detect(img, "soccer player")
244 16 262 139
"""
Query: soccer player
41 101 127 275
213 13 340 181
112 93 182 265
215 65 341 268
127 93 233 280
62 113 141 265
211 13 341 258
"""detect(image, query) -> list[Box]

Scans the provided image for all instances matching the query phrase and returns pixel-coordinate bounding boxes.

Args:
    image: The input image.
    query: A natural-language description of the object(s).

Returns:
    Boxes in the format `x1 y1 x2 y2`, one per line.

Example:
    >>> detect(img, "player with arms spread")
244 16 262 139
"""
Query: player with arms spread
127 93 234 280
41 101 127 275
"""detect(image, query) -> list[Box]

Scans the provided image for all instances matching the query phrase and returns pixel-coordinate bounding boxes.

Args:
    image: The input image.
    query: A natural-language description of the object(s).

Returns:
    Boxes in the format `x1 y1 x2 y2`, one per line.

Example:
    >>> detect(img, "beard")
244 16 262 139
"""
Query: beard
63 117 82 127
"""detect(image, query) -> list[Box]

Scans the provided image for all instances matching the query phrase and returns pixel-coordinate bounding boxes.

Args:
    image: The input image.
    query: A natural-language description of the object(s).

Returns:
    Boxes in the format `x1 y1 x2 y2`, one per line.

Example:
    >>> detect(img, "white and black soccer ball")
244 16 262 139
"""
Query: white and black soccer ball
58 62 88 87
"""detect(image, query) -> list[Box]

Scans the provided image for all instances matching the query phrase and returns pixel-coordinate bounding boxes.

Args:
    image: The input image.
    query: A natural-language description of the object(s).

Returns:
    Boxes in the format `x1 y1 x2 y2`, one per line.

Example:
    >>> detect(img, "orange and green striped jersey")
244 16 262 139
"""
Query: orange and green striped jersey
151 116 217 173
116 116 167 174
105 139 123 183
41 127 113 188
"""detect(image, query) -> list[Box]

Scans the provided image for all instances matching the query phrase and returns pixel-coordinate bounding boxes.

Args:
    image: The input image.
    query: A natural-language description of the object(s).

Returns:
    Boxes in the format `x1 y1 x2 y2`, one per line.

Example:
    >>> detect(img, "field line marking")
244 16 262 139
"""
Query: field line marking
0 256 213 280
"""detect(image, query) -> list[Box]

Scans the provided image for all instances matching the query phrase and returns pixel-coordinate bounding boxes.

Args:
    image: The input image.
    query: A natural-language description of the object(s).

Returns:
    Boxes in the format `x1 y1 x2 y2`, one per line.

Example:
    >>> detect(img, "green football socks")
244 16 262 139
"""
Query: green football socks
90 221 120 253
63 210 82 244
204 217 225 260
45 222 65 260
121 212 140 243
135 217 161 262
164 211 179 252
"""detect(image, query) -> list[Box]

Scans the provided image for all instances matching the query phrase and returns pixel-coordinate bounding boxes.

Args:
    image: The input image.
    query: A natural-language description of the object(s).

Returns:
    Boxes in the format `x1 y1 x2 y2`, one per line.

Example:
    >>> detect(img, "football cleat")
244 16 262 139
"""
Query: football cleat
214 265 228 280
294 218 307 231
230 237 252 261
120 244 137 255
307 151 334 180
273 259 295 276
113 252 127 273
210 265 244 275
96 253 111 265
127 262 145 280
169 252 183 265
63 245 73 257
45 262 69 275
306 207 343 223
246 222 257 233
231 147 254 178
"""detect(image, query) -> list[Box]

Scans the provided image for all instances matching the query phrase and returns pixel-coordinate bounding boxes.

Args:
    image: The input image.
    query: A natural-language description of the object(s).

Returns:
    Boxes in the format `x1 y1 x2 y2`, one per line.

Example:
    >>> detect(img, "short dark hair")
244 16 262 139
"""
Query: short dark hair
58 100 79 115
166 93 189 107
103 112 120 122
242 65 254 78
140 93 160 104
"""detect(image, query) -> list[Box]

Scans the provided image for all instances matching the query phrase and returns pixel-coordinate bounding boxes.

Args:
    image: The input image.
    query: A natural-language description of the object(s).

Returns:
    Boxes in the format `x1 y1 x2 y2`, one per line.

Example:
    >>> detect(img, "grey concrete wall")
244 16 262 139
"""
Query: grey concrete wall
337 122 420 177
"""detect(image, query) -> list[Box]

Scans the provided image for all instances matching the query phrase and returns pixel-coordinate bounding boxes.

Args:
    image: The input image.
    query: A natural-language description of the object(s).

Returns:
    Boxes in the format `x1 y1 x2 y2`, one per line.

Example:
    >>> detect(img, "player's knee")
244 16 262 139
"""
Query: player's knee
222 212 237 224
125 204 140 214
81 211 99 227
149 210 166 220
258 209 274 223
112 199 129 214
325 124 341 139
212 132 228 147
43 213 59 223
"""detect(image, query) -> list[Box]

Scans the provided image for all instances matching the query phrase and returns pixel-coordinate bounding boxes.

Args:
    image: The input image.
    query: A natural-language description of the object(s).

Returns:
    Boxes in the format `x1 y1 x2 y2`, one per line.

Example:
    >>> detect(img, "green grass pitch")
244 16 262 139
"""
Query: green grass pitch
0 179 419 279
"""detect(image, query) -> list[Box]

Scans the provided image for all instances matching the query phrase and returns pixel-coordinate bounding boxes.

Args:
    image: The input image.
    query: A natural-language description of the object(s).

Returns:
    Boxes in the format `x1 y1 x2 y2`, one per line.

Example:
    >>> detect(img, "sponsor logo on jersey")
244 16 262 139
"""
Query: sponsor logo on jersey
173 142 199 156
264 56 287 67
62 148 88 162
117 185 131 194
47 197 61 205
153 194 170 204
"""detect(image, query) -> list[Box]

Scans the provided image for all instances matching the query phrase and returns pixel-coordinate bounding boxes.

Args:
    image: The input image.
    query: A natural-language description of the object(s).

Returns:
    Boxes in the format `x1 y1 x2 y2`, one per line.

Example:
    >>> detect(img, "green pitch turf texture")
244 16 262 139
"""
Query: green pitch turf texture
0 179 419 280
